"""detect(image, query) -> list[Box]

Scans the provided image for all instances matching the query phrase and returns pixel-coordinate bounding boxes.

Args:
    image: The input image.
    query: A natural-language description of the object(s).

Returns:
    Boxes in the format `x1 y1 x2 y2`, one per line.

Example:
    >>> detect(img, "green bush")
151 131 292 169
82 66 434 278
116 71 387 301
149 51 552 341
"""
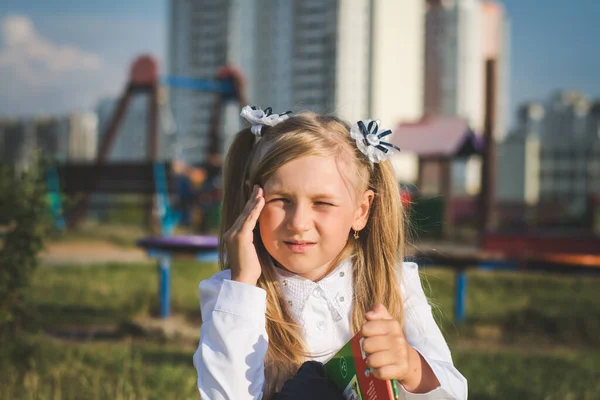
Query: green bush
0 157 47 366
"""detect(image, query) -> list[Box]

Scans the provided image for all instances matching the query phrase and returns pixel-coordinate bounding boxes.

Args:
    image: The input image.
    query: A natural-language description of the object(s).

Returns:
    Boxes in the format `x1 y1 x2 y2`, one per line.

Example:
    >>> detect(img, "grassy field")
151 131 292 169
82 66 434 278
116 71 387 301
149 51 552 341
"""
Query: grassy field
2 260 599 399
1 339 198 400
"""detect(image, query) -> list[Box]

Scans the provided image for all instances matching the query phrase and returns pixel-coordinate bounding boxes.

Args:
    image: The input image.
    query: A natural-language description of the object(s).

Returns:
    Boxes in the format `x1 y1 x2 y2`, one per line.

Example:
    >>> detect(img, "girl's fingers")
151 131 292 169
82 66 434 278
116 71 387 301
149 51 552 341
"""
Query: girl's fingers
242 186 259 215
365 350 397 370
228 186 263 237
240 191 264 235
370 364 404 381
361 320 397 338
365 303 394 321
229 186 258 233
361 335 394 355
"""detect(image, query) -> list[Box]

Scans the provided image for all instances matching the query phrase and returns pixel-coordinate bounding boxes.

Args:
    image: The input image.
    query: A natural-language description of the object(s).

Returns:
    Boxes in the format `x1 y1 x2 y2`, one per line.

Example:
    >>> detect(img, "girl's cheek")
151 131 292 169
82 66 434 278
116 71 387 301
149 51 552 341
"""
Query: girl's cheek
317 207 346 220
259 204 284 224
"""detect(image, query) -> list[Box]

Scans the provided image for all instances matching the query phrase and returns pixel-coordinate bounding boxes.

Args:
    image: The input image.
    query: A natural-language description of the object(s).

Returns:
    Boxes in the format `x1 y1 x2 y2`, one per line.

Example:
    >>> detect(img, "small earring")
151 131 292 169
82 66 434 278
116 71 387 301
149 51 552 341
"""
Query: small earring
353 229 360 239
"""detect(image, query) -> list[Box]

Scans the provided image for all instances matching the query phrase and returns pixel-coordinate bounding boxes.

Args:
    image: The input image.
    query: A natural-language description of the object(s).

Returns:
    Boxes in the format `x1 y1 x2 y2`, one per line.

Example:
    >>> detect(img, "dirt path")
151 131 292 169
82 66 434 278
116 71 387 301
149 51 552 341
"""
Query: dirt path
40 241 149 266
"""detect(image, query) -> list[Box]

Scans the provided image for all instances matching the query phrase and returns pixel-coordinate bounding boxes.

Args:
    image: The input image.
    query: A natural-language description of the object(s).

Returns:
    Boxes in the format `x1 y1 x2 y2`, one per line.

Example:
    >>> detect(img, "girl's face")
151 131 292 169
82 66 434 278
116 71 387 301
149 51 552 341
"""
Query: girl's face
259 155 373 281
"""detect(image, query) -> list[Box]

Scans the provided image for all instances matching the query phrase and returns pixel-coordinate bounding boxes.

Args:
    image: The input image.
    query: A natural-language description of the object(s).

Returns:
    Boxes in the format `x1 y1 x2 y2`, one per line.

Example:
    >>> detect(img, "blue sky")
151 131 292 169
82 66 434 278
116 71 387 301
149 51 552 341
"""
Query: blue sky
0 0 166 117
502 0 600 124
0 0 598 130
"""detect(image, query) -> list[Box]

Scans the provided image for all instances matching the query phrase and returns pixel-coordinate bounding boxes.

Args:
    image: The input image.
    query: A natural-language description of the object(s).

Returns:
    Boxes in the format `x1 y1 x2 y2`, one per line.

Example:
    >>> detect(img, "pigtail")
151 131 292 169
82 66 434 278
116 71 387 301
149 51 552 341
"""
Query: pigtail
351 159 405 332
370 160 404 273
218 127 256 269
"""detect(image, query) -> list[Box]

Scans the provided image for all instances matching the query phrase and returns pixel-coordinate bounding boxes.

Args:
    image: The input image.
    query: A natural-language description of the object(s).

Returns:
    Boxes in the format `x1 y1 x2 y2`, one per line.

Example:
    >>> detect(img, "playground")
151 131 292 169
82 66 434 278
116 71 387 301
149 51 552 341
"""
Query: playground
2 227 598 399
1 55 599 400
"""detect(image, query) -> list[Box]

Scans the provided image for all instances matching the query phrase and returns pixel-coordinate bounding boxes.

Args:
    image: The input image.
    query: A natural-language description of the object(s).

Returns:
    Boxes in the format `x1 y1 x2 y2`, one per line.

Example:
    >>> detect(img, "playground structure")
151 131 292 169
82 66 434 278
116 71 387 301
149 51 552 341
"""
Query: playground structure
48 55 247 235
44 55 600 321
410 59 600 323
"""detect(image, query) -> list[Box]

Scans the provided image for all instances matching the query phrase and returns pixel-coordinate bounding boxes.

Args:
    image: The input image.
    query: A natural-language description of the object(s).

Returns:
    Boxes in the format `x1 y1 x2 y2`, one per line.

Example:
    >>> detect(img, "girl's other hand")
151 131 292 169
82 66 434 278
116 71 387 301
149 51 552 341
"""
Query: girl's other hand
361 304 411 382
224 185 265 286
361 304 440 393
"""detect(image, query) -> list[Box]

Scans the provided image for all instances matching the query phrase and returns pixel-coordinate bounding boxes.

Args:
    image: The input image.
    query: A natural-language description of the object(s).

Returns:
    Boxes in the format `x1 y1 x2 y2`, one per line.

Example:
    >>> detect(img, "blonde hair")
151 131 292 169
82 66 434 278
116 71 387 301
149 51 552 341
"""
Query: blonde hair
219 112 405 398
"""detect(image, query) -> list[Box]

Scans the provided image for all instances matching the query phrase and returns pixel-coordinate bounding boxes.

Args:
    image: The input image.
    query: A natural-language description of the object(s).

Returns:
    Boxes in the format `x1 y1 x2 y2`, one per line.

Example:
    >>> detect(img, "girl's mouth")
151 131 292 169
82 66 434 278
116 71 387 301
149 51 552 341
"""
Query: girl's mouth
283 241 316 253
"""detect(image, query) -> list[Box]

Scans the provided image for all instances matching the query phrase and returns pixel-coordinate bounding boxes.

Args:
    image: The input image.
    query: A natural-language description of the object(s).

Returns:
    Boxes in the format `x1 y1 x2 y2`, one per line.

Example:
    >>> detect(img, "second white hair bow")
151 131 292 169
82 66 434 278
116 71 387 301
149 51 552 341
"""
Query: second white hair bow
350 119 400 163
240 105 291 137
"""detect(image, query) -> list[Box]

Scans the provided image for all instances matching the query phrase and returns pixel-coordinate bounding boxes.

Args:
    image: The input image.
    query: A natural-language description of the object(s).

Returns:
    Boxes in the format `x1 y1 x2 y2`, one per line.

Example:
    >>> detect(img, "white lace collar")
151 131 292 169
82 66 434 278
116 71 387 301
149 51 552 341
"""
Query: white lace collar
272 259 354 323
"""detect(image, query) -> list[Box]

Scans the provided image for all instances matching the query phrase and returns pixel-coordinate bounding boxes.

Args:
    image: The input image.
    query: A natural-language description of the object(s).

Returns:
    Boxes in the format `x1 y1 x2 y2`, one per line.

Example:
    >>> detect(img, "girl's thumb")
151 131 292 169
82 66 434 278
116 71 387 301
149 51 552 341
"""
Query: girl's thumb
365 303 391 320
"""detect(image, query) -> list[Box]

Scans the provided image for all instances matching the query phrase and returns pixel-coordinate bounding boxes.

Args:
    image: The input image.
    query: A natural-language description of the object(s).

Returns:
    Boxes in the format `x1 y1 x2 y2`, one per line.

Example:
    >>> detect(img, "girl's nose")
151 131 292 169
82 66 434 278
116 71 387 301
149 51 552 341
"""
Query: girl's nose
287 204 313 233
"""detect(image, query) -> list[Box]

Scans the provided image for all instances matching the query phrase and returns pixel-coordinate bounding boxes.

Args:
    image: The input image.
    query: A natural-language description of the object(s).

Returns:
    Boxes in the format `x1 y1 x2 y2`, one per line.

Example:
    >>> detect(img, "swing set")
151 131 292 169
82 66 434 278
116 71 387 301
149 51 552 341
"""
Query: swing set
47 55 247 235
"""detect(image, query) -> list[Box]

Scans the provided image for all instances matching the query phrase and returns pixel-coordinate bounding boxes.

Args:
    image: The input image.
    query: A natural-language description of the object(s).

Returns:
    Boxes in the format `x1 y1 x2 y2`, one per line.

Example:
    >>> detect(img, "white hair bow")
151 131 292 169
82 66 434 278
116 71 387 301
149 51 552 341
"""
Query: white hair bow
350 119 400 163
240 105 291 137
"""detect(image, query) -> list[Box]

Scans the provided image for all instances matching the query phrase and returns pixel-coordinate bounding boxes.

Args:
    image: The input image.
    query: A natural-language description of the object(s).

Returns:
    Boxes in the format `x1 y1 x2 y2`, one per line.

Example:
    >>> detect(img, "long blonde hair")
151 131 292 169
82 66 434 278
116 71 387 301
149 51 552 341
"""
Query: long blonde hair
219 112 405 397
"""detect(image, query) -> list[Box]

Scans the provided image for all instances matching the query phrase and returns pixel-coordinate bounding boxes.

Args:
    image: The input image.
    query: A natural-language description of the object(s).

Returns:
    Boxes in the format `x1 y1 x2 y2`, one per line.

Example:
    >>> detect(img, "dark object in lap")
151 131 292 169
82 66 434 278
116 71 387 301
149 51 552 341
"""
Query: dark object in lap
273 361 345 400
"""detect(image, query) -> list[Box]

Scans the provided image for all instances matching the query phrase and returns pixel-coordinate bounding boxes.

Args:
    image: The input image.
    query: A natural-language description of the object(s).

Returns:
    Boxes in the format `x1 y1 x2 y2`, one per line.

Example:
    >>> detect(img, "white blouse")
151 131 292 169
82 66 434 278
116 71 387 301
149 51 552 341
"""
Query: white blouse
193 260 468 399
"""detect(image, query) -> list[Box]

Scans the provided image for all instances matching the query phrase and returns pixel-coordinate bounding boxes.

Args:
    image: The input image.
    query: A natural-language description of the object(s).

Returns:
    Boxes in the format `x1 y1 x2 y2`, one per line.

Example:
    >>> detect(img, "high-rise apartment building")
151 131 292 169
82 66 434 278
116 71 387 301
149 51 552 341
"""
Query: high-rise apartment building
424 0 510 194
66 113 99 161
497 93 600 218
169 0 231 163
290 0 341 115
169 0 424 163
496 103 543 205
425 0 484 195
481 1 510 142
370 0 425 125
0 113 98 169
424 0 510 138
538 92 599 209
425 0 484 131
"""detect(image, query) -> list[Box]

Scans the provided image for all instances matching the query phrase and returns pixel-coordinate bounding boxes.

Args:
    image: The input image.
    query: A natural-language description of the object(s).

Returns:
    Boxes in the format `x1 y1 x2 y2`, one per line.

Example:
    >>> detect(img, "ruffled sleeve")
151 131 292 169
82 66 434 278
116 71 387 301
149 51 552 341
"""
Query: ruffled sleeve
193 270 269 399
398 262 468 400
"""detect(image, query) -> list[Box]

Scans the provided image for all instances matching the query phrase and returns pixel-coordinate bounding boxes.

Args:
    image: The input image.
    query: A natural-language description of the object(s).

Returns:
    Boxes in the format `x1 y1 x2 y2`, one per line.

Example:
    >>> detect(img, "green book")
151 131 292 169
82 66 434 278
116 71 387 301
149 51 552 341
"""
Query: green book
324 331 400 399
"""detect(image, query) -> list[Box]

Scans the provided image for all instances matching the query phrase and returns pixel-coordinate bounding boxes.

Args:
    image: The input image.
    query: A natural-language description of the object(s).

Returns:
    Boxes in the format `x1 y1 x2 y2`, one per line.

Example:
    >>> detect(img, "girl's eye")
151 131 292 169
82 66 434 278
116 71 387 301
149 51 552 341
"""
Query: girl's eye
269 198 289 204
315 202 334 207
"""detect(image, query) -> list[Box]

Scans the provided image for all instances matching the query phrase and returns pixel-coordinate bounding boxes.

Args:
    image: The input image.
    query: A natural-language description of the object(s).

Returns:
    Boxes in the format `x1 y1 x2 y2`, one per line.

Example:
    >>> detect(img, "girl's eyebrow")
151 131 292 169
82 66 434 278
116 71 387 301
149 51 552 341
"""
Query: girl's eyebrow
265 189 339 199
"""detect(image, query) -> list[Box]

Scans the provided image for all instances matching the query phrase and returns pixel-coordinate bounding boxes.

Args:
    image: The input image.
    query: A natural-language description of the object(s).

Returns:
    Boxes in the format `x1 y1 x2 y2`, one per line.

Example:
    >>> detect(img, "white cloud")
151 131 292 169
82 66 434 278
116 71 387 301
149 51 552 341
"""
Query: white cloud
0 14 165 117
0 14 120 117
0 15 103 89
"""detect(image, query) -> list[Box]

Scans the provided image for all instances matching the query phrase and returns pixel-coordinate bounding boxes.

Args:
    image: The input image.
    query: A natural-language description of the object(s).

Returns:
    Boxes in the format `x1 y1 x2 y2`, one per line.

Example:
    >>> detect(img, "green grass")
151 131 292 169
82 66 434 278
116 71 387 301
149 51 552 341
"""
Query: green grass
45 222 196 248
3 262 599 399
421 268 600 346
455 347 600 400
45 223 149 248
1 338 198 400
2 335 598 400
30 262 600 345
28 261 220 327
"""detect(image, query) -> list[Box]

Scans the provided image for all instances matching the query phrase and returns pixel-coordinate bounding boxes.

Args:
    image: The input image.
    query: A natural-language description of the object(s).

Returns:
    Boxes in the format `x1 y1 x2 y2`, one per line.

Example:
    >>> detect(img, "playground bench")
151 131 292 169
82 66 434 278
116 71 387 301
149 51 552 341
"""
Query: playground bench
136 235 219 318
412 233 600 323
47 161 180 235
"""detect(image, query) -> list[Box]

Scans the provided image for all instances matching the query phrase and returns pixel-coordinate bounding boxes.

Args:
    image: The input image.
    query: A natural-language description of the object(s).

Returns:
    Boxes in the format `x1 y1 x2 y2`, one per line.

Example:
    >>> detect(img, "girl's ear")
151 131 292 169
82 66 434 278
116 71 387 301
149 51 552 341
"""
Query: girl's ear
353 189 374 230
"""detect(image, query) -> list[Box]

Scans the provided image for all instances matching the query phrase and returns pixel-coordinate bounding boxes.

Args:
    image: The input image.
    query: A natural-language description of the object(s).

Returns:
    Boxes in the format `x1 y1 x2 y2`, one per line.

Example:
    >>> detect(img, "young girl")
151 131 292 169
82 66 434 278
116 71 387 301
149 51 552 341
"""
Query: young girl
193 106 468 399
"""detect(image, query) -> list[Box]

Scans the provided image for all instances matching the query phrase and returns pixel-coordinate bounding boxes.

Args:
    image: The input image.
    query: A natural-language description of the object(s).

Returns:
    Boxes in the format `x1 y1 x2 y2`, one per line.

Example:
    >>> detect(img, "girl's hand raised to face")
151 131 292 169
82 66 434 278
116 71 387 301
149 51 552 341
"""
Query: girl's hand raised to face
224 185 265 286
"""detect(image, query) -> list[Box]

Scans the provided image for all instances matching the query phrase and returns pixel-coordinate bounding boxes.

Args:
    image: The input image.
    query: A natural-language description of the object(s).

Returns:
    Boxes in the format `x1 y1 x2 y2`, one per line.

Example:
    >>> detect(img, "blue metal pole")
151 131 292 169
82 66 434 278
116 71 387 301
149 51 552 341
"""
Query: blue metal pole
455 269 467 324
161 76 235 94
46 166 66 230
159 257 171 318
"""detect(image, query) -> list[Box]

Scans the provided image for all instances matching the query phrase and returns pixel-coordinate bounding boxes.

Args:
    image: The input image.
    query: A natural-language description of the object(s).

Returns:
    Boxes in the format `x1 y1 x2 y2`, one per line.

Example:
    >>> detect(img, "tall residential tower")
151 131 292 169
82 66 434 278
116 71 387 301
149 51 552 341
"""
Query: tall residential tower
169 0 424 163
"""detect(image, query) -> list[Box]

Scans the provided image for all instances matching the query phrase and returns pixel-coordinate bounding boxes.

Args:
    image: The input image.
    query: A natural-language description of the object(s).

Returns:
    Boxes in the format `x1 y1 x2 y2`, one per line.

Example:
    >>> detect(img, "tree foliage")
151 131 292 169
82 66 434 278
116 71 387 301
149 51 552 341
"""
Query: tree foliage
0 157 47 343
